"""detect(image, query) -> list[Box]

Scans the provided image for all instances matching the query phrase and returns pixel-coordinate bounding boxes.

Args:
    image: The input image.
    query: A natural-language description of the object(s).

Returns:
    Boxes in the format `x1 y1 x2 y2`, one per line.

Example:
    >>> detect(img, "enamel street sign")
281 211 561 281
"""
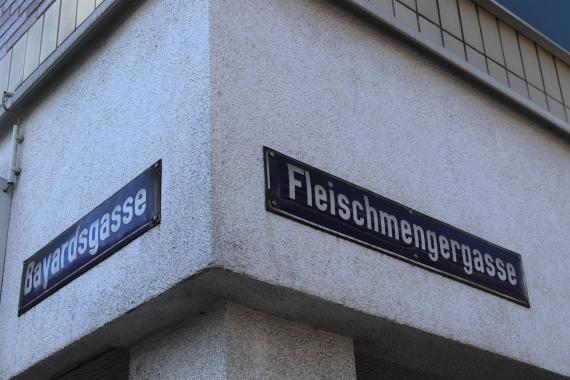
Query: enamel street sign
264 148 529 307
19 161 161 315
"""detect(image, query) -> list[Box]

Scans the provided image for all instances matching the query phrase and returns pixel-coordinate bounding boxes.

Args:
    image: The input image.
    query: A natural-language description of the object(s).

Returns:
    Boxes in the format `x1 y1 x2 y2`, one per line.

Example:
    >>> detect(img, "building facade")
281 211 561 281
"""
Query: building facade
0 0 568 378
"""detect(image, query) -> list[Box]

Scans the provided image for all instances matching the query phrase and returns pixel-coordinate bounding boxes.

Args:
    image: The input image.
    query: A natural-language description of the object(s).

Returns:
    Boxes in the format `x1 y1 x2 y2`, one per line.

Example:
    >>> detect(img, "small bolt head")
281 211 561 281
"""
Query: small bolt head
154 162 159 168
271 200 278 207
151 215 160 223
269 151 275 157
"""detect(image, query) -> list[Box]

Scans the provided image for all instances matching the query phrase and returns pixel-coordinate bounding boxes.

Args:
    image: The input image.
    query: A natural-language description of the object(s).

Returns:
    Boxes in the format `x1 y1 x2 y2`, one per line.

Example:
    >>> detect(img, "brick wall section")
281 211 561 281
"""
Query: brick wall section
0 0 55 59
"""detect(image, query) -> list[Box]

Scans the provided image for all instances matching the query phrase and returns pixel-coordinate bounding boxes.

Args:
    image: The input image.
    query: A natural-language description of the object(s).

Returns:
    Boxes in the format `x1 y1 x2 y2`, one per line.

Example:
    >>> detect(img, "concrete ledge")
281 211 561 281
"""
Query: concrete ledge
11 267 567 380
345 0 570 140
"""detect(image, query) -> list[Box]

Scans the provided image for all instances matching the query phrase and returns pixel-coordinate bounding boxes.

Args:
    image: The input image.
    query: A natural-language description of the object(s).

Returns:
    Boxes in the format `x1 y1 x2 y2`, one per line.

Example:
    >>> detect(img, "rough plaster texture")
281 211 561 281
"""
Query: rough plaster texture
0 0 569 378
129 305 227 380
0 0 211 378
209 0 570 376
224 303 356 379
129 303 356 380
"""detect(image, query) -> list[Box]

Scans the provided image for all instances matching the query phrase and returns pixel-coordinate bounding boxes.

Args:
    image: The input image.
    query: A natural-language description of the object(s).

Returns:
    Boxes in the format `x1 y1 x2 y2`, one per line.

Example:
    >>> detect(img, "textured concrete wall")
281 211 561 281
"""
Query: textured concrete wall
0 0 211 378
129 306 227 380
1 0 569 377
209 0 570 376
129 303 356 380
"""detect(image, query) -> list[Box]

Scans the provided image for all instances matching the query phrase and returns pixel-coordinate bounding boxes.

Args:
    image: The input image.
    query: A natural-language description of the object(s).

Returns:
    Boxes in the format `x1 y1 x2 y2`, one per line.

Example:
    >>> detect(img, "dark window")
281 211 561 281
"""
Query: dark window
356 352 450 380
53 349 129 380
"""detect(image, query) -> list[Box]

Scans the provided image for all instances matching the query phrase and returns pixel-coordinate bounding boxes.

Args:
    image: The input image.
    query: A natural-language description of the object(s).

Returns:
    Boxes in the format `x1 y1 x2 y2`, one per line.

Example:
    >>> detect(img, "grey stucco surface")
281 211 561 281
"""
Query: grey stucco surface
224 303 356 379
129 302 356 380
0 0 212 378
129 304 227 380
209 0 570 376
0 0 569 378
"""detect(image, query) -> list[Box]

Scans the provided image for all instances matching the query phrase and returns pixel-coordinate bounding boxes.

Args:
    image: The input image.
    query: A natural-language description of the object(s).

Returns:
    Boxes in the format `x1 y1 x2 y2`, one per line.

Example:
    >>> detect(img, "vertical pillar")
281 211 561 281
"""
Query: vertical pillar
129 304 227 380
0 177 12 303
129 302 356 380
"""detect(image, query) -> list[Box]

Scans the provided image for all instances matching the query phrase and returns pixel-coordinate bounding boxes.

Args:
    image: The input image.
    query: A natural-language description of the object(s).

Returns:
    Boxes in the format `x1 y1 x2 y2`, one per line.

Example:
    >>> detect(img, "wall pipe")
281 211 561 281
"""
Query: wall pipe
2 91 23 192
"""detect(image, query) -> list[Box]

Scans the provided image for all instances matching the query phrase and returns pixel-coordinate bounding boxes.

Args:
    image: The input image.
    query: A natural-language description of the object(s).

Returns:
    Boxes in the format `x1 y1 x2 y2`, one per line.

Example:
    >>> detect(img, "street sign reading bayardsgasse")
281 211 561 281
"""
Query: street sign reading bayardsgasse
19 161 162 315
264 147 529 307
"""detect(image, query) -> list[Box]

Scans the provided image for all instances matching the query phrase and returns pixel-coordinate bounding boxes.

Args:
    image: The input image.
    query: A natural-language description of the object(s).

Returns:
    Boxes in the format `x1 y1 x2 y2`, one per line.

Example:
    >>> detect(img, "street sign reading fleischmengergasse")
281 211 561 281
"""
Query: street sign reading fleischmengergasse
264 147 529 307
